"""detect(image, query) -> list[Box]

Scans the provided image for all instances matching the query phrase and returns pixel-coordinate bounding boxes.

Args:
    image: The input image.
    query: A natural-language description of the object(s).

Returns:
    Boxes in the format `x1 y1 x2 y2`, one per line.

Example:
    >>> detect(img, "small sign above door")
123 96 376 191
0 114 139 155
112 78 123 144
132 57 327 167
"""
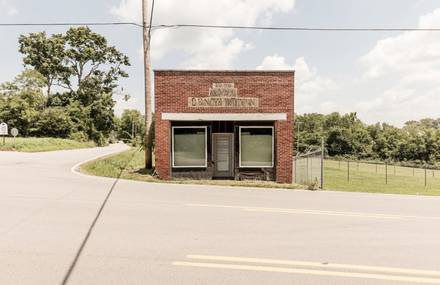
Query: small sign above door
209 83 237 97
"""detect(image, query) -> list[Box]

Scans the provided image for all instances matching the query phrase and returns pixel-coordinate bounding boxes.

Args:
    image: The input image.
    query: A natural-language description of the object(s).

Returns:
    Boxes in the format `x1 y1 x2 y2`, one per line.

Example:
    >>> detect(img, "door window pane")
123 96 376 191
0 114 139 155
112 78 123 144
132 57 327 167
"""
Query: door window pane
173 127 206 167
216 136 230 171
240 127 273 167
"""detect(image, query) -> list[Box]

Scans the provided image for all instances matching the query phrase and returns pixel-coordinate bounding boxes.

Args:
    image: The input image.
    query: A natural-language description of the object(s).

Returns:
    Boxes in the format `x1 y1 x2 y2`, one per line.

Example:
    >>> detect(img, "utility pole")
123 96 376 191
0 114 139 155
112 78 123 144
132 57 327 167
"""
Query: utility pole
143 0 153 169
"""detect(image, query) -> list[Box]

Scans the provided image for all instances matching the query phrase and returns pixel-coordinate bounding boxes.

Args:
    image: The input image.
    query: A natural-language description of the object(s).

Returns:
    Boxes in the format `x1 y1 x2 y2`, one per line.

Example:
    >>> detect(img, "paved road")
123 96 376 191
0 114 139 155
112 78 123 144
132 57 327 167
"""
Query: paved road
2 144 440 285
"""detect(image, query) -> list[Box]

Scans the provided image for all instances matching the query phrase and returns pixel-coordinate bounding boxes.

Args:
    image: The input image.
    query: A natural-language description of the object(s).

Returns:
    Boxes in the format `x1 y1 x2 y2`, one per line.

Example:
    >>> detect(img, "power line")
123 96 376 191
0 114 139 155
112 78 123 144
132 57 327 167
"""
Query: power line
0 22 144 28
151 24 440 32
1 22 440 32
147 0 155 47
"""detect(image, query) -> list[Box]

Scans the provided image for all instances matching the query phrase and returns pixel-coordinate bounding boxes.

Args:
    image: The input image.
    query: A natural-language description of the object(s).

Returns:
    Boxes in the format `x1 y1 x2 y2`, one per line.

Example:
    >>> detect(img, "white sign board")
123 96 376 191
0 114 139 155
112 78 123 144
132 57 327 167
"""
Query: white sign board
11 128 18 137
0 123 8 136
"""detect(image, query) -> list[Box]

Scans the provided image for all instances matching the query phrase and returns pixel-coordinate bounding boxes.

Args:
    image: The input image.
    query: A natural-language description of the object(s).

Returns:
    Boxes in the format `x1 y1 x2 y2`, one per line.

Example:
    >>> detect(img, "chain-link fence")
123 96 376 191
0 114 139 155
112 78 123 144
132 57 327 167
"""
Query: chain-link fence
326 159 440 190
294 149 323 188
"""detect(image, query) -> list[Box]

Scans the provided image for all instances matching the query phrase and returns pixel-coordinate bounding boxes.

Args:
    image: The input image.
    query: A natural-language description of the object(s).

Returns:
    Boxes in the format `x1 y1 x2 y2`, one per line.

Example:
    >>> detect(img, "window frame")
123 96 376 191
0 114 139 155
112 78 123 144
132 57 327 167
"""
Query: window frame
171 126 208 168
239 126 274 168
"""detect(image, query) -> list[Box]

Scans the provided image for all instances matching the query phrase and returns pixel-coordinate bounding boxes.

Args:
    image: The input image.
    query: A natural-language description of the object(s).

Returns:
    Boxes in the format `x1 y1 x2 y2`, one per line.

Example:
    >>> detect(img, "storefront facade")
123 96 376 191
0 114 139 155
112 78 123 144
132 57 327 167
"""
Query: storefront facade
154 70 294 183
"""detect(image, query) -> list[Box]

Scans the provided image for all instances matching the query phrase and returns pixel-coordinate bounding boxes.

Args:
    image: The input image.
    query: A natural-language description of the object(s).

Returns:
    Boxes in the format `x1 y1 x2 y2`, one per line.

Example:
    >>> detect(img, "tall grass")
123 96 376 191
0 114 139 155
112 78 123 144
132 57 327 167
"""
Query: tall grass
0 137 95 152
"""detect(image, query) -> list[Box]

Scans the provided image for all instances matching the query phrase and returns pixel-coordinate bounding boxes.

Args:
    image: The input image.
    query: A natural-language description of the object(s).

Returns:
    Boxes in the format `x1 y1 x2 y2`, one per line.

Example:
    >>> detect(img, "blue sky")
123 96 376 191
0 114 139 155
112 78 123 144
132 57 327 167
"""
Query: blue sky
1 0 440 126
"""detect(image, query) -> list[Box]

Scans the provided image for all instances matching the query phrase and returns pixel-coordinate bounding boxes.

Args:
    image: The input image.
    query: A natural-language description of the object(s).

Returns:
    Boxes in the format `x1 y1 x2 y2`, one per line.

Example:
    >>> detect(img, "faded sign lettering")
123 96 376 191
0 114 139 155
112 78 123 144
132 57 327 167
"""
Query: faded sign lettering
189 83 259 108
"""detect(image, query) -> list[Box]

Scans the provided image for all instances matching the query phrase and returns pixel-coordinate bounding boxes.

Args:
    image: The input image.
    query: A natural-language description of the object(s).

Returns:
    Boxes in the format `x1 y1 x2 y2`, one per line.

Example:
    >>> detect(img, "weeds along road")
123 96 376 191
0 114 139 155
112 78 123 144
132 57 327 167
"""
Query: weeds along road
1 143 440 285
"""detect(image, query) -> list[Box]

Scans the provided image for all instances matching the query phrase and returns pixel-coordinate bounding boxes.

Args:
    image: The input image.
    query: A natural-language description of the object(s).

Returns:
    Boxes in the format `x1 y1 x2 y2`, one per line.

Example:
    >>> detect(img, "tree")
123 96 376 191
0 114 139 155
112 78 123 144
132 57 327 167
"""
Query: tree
117 109 145 144
19 27 130 94
18 27 130 145
0 70 46 136
326 127 353 156
18 33 66 96
62 27 130 91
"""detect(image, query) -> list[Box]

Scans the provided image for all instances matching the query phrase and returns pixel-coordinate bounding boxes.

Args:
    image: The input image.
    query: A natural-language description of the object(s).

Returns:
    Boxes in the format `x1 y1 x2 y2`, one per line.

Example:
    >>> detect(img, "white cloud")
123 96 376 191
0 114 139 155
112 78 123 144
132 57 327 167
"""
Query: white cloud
256 54 338 114
111 0 295 68
293 57 339 114
357 8 440 124
114 93 141 116
256 54 293 70
0 0 18 16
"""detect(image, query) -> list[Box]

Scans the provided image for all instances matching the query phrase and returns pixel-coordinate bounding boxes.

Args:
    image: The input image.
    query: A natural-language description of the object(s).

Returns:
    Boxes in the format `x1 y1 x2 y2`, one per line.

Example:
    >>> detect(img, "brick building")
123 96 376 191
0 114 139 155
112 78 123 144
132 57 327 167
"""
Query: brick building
154 70 294 183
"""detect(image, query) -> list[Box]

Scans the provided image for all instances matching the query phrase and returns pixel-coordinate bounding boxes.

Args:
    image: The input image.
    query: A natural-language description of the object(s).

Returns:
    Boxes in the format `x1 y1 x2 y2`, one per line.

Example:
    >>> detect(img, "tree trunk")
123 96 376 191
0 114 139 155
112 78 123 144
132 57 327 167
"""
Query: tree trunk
45 77 52 109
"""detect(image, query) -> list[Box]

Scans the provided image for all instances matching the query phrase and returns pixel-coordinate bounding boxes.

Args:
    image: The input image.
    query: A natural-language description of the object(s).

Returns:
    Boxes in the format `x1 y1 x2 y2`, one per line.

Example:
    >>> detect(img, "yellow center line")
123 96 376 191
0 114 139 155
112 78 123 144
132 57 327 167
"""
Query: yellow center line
186 203 440 220
187 255 440 277
172 261 440 284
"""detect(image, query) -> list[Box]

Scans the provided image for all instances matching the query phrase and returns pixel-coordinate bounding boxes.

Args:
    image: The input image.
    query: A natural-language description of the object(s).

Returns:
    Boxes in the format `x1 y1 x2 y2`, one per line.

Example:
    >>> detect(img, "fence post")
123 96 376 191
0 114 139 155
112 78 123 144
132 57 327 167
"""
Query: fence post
339 160 341 169
394 165 396 176
347 160 350 182
413 167 415 176
357 161 359 171
425 166 427 187
294 156 296 184
321 138 324 189
376 163 377 173
306 156 309 184
385 162 388 185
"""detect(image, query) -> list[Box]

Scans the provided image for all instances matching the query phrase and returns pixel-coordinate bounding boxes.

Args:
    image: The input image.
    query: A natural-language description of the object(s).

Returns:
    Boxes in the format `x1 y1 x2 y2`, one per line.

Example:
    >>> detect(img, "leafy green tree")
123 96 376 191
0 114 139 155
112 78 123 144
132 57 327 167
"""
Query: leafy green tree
117 109 145 145
326 127 353 156
0 70 46 136
18 27 130 145
62 27 129 91
19 33 66 96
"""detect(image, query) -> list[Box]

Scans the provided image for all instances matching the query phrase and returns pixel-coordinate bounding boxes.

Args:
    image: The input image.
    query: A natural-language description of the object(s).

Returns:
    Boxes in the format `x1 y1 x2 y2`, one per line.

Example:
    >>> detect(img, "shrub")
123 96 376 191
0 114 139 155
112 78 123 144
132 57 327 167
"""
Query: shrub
307 178 320 191
70 131 88 142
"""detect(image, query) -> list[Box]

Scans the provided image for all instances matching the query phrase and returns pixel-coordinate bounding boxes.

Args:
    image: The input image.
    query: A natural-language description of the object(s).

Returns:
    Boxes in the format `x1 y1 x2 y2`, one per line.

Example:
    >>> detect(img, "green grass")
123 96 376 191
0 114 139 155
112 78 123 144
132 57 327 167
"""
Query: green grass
81 149 305 190
81 153 440 195
0 137 96 152
324 160 440 196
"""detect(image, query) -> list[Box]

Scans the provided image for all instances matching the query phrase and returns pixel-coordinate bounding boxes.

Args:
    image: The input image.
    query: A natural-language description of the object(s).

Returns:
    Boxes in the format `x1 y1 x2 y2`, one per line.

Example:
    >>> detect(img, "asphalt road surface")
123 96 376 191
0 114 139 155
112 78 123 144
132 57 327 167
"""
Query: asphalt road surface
2 144 440 285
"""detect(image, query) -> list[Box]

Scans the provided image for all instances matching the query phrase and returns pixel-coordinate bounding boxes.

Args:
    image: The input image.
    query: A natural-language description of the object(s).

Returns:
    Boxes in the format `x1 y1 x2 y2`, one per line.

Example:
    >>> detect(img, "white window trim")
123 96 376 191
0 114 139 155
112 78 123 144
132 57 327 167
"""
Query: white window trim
162 113 287 121
172 126 208 168
239 126 274 168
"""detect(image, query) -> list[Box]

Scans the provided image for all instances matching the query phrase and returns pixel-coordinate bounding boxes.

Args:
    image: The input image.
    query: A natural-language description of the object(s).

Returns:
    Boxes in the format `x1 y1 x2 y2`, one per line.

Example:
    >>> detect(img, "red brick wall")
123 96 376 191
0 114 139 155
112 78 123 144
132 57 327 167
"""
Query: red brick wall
154 119 170 180
154 70 294 183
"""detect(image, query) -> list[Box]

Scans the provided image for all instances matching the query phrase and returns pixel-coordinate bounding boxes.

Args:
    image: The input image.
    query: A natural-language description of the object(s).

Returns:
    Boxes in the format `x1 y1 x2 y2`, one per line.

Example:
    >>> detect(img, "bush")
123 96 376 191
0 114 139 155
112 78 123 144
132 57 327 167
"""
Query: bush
108 131 118 144
92 132 108 147
307 178 320 191
35 107 73 138
69 131 88 142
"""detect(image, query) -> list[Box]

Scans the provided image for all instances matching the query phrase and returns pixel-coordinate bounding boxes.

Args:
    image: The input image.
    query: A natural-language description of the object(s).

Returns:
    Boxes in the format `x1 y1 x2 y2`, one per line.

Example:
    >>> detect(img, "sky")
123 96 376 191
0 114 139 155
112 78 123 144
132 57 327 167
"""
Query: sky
1 0 440 126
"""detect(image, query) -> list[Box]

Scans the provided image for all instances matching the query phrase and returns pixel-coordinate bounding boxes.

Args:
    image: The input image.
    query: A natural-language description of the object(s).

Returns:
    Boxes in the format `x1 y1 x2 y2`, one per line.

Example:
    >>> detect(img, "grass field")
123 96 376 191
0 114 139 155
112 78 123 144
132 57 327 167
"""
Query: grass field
80 149 305 190
0 137 96 152
324 160 440 196
80 149 440 195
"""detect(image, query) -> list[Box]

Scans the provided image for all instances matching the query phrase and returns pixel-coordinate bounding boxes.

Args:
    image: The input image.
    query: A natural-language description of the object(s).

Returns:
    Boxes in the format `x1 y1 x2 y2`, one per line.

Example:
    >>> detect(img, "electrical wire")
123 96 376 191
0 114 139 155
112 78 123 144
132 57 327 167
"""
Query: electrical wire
151 24 440 32
0 22 144 28
147 0 155 47
1 22 440 32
